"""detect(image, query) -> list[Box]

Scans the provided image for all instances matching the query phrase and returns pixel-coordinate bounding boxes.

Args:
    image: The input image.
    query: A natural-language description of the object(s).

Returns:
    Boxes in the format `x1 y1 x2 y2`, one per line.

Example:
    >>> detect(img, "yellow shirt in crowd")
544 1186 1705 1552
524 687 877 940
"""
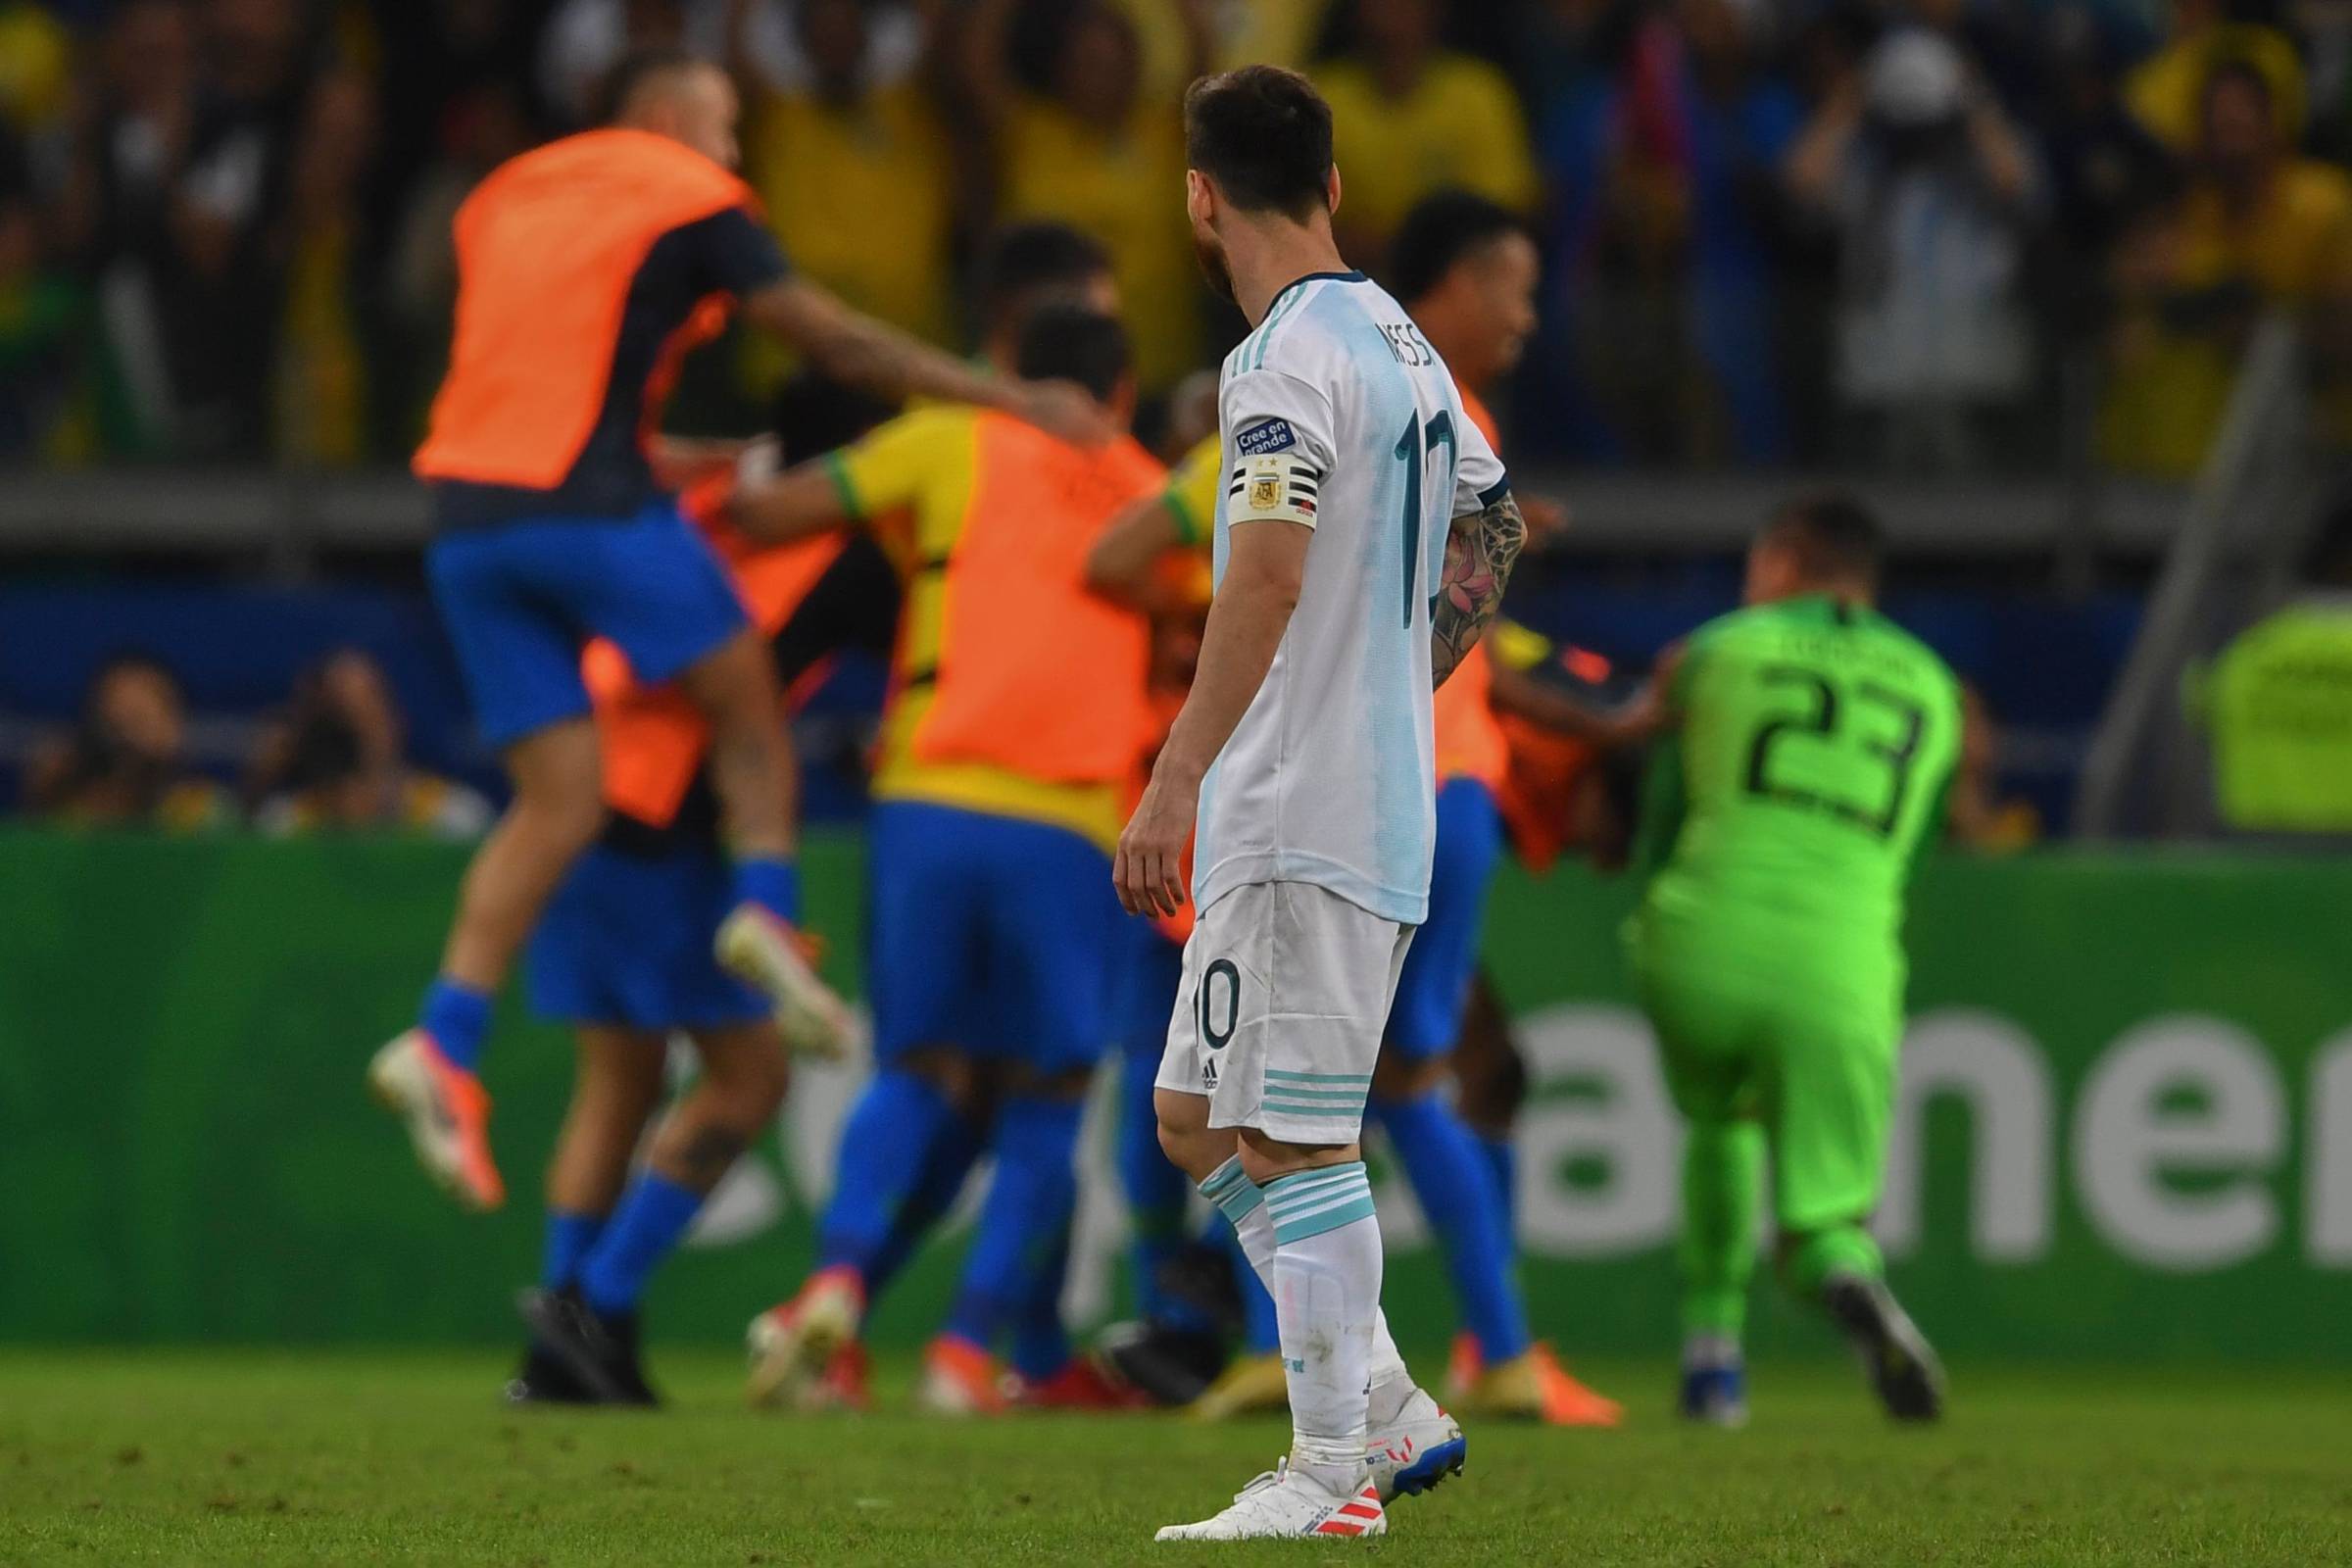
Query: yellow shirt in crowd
0 1 70 130
1000 98 1199 389
2126 24 2305 153
745 84 956 387
1311 54 1538 244
2103 164 2352 476
1114 0 1328 74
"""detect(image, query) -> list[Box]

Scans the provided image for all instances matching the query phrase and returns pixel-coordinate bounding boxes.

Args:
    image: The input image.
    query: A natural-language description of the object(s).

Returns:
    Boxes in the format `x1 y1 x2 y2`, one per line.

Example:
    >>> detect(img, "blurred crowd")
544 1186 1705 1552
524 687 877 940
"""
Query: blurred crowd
5 0 2352 480
24 643 490 834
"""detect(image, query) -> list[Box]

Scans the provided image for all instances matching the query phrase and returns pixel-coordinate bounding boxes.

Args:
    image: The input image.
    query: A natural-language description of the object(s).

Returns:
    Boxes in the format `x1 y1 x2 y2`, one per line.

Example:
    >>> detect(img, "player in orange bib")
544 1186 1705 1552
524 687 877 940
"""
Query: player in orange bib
370 46 1102 1218
734 306 1167 1413
507 463 890 1405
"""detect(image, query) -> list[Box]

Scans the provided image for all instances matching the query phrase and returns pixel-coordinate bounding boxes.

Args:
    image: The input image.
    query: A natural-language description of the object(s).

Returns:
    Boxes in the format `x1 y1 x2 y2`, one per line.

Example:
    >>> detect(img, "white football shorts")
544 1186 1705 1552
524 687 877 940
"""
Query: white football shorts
1154 880 1415 1143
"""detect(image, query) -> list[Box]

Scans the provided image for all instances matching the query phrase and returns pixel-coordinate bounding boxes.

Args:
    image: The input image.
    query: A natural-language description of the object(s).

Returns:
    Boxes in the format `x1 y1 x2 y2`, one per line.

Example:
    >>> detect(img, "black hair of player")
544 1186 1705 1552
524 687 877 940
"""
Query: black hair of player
1183 67 1335 220
976 221 1113 333
1388 189 1524 307
599 45 706 125
1766 492 1885 586
1015 304 1131 404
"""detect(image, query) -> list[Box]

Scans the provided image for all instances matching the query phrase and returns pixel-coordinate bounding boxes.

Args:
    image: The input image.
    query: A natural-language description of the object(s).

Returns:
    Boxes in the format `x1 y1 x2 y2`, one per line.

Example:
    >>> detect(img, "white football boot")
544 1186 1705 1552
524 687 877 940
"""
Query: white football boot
713 904 853 1060
744 1267 862 1409
1153 1458 1386 1542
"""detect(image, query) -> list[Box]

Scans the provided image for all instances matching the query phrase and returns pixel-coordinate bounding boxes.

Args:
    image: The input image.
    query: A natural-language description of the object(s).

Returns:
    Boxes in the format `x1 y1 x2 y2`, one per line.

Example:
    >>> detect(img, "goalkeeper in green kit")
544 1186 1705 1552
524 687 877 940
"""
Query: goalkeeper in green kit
1628 494 1961 1429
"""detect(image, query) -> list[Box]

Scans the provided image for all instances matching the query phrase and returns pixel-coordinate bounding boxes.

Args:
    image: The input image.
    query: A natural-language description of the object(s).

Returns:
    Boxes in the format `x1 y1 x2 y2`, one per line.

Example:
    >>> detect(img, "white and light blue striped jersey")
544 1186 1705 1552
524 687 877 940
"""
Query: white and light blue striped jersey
1193 269 1508 926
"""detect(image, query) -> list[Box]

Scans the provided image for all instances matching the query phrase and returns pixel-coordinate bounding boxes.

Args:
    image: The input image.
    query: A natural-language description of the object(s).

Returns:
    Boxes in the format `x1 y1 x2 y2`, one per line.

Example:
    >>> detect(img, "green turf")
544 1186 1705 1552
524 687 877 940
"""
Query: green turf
0 1350 2344 1566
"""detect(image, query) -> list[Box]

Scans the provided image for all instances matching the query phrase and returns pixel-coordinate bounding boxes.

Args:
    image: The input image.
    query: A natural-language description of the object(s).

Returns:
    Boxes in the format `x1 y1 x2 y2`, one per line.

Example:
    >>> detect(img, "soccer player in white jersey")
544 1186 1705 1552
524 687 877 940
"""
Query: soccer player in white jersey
1115 66 1527 1543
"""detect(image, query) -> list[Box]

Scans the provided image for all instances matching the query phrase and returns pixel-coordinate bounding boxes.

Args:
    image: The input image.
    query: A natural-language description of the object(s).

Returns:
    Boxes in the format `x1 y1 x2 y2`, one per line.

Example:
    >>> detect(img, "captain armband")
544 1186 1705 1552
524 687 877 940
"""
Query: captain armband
1226 454 1323 530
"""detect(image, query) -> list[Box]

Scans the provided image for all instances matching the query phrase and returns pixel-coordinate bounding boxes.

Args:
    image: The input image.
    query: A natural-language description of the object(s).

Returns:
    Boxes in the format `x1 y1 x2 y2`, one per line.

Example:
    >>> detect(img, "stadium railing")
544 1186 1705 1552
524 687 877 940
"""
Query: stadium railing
2075 315 2319 839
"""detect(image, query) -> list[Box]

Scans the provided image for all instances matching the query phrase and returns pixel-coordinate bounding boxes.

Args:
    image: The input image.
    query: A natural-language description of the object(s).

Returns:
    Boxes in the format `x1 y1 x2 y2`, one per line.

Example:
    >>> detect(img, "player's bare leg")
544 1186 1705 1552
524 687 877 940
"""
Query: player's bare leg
649 1020 793 1187
547 1030 670 1222
673 628 795 862
679 631 851 1058
369 714 606 1211
526 1019 790 1404
447 716 611 991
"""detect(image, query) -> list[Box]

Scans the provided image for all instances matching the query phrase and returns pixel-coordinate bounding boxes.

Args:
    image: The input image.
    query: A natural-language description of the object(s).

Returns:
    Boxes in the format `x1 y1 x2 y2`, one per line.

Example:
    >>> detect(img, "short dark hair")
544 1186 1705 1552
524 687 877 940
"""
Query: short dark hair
1387 189 1524 305
598 45 707 125
1014 304 1131 404
975 221 1113 335
1764 491 1885 584
1184 66 1334 220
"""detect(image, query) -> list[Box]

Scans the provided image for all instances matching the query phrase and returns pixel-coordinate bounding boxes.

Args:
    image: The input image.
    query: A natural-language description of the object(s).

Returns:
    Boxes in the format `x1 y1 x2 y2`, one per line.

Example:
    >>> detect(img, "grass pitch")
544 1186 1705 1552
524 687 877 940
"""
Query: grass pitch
0 1350 2343 1566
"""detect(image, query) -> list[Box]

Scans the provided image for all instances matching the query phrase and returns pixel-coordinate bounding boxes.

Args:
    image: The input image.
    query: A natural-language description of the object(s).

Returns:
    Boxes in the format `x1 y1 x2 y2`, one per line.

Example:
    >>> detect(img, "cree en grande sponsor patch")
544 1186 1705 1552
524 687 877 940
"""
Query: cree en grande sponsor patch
1234 417 1297 457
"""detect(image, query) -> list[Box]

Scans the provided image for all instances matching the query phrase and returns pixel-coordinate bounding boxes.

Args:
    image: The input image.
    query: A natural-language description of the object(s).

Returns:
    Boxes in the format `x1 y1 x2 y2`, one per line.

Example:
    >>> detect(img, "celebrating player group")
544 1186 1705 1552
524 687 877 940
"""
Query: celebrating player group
370 44 1961 1544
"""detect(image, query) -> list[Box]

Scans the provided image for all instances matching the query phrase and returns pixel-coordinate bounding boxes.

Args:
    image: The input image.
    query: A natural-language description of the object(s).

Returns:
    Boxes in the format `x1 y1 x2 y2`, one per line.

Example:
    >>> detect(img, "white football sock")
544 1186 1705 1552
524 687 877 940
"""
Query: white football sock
1262 1162 1384 1492
1200 1154 1411 1414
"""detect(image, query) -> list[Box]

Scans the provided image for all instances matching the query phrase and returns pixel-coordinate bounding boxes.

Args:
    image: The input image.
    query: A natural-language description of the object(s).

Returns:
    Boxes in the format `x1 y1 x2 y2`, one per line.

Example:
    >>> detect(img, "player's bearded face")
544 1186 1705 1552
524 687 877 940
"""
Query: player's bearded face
1186 173 1236 303
1191 220 1235 304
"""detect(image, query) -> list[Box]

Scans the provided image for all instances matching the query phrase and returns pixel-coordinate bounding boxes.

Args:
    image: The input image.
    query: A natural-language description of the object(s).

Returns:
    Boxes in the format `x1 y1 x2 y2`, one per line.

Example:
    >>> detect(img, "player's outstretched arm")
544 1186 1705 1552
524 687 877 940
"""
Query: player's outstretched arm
741 277 1109 444
1114 520 1309 916
727 459 854 545
649 434 757 492
1489 659 1647 749
1432 489 1528 689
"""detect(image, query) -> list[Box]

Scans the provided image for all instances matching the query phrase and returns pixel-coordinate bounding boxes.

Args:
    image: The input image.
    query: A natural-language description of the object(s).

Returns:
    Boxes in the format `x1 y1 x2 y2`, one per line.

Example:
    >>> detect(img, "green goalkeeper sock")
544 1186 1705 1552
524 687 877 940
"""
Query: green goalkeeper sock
1783 1223 1886 1300
1679 1119 1765 1341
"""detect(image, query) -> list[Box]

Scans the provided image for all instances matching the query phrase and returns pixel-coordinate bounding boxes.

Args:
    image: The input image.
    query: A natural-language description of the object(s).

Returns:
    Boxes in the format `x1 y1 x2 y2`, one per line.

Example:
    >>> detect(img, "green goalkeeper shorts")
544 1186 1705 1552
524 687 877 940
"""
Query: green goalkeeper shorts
1631 933 1901 1235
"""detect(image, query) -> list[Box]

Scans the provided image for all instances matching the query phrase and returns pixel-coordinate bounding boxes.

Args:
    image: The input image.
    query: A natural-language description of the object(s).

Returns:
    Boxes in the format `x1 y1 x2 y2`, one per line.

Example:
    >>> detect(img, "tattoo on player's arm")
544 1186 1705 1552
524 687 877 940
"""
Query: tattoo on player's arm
1431 490 1527 690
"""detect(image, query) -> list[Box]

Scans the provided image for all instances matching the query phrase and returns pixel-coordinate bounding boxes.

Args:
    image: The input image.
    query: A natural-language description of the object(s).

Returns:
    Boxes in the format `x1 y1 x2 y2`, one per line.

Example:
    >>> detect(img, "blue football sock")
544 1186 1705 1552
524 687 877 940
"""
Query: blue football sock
578 1171 704 1315
815 1069 959 1278
864 1112 984 1298
417 977 491 1071
541 1209 605 1292
1229 1227 1281 1355
1116 1051 1200 1330
1377 1091 1532 1363
732 855 801 924
1477 1130 1519 1267
1010 1236 1073 1382
943 1096 1082 1354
